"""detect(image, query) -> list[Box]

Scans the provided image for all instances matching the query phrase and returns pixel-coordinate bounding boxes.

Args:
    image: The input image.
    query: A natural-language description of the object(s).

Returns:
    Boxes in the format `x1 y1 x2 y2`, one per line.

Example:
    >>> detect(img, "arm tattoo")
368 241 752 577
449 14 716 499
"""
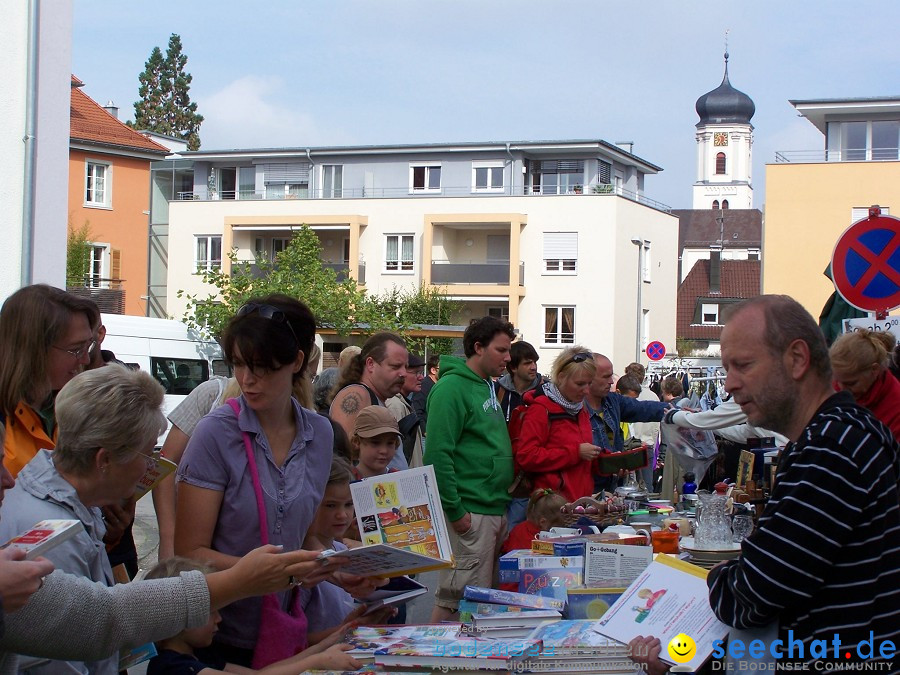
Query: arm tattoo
341 393 362 416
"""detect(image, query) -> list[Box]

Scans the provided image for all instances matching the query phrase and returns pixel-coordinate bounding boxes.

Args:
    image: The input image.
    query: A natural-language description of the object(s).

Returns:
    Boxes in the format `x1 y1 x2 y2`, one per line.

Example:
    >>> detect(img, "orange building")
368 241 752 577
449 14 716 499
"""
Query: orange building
68 76 168 315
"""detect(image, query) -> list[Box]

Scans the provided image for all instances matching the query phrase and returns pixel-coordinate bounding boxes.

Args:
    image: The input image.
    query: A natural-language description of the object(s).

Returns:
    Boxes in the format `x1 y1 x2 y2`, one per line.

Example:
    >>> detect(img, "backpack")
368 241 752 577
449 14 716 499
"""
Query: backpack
506 392 571 498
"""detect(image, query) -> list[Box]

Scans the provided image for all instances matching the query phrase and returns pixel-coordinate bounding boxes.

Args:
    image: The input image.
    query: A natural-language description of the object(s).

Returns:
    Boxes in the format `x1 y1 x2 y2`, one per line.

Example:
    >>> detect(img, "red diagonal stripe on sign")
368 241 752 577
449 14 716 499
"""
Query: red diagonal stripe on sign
848 237 900 292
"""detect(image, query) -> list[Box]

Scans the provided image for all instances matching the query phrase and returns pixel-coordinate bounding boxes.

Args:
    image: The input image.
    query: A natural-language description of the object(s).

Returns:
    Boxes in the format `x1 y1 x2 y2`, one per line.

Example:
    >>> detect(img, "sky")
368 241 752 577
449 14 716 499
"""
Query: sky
72 1 900 210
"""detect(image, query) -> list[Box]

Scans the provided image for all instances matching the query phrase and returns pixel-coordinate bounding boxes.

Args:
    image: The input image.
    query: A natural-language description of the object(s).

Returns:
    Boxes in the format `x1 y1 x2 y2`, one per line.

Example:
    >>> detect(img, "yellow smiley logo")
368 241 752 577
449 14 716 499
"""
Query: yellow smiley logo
667 633 696 663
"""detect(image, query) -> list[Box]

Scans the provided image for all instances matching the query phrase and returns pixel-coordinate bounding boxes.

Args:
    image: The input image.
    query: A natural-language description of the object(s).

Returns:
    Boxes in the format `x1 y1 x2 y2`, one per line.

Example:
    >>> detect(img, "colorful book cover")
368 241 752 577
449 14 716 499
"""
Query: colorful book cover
133 456 177 500
518 555 583 604
499 549 540 583
526 619 630 659
458 599 550 623
374 637 542 670
565 586 626 620
345 624 461 655
1 519 84 560
463 585 565 611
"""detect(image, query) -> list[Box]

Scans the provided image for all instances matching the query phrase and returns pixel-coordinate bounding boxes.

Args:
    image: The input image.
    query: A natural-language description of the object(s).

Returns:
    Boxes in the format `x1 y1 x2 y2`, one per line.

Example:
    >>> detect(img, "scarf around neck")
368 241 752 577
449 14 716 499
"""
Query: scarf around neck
543 381 583 416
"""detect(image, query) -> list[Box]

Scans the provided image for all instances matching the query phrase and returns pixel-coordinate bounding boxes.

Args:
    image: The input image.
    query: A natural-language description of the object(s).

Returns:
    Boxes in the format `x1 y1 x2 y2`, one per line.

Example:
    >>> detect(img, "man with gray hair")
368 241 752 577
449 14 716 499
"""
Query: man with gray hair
708 295 900 667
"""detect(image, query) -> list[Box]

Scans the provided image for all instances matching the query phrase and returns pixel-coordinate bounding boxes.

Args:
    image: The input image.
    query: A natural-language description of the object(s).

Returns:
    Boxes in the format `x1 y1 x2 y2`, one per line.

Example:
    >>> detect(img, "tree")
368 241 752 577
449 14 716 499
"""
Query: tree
365 285 459 356
131 34 203 150
66 220 93 287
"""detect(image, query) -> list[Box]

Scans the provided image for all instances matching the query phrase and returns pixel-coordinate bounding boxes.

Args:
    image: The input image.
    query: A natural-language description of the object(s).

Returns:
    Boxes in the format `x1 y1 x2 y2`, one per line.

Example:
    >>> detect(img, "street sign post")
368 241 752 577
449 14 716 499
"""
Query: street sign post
646 340 666 361
831 206 900 318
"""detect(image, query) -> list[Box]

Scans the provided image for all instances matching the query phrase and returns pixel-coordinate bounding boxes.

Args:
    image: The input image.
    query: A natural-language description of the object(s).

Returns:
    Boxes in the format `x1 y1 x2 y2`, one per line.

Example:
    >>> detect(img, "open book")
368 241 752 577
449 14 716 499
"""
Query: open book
1 519 84 560
591 555 729 672
318 465 453 577
133 456 177 500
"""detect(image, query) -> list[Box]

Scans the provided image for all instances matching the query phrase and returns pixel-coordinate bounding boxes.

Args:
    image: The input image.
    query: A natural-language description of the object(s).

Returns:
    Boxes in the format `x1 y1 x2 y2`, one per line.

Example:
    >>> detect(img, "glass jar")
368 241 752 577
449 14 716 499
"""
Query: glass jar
694 486 732 548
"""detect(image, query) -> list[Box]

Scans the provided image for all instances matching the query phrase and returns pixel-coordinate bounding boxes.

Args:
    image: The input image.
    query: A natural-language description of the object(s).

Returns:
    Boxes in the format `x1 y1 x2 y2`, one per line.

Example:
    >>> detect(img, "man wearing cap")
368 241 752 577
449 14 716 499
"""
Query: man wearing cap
385 354 425 469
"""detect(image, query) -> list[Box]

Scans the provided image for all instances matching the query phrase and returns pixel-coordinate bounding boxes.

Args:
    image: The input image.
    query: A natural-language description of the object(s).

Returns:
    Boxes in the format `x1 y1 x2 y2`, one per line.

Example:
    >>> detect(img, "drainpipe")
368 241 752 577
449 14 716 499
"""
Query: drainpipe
305 148 314 197
21 0 40 286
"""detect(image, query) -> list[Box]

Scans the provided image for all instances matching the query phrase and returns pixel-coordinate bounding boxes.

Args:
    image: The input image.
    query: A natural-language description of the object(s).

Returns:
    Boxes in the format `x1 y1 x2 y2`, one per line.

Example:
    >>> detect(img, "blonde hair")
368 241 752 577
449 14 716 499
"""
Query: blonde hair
830 329 895 373
526 489 568 523
550 345 597 384
54 366 167 476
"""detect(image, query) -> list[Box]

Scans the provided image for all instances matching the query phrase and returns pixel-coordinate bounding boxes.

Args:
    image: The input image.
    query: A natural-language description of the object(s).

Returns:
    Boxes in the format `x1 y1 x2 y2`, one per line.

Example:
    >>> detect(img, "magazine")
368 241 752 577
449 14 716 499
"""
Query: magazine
584 541 653 587
1 519 84 560
318 465 453 577
133 456 177 500
592 555 729 672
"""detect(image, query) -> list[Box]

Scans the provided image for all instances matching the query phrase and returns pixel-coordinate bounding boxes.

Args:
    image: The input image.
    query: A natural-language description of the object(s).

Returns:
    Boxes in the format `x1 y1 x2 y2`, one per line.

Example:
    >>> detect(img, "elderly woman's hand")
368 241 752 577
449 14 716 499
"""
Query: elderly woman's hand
0 549 54 611
101 498 136 547
230 545 345 596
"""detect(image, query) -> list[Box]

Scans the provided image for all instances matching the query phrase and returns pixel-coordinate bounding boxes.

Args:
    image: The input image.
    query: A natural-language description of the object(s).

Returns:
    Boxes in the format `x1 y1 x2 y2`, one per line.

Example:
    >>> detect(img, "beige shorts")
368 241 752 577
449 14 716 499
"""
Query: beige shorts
434 512 507 611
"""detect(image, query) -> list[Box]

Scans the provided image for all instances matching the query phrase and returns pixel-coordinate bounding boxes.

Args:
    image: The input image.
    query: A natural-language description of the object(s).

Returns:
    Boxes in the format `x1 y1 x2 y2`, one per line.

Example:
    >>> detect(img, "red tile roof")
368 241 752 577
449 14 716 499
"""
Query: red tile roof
70 76 168 154
677 259 761 340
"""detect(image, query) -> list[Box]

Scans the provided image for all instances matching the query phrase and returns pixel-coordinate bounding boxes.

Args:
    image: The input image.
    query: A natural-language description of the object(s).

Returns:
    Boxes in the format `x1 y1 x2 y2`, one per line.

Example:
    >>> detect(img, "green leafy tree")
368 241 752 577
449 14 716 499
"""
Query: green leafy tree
66 220 93 287
365 285 459 356
131 34 203 150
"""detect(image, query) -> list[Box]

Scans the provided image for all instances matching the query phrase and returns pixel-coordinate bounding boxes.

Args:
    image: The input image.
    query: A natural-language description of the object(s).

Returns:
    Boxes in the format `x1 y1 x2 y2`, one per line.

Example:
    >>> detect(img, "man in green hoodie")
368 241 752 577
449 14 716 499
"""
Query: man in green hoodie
425 316 516 621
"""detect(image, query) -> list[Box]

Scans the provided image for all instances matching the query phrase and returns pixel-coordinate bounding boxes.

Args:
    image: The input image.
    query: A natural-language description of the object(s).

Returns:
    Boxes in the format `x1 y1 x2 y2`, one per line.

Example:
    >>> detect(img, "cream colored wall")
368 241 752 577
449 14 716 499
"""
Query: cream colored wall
167 195 678 369
764 161 900 316
681 247 755 283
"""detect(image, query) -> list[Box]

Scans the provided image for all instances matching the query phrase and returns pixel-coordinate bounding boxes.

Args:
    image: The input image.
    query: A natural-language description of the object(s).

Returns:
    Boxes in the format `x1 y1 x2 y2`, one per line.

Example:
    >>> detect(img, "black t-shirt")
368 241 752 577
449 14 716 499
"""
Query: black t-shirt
147 649 227 675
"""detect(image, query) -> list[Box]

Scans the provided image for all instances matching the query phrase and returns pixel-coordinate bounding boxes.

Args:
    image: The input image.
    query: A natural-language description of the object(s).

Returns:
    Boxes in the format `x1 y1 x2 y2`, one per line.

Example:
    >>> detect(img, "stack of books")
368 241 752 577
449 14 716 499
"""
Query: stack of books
463 606 562 640
524 620 638 674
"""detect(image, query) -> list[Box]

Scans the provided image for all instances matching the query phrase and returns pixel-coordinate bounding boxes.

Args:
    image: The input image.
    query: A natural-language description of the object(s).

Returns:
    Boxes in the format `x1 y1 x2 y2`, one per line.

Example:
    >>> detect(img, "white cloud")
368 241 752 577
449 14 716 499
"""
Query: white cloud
196 76 324 150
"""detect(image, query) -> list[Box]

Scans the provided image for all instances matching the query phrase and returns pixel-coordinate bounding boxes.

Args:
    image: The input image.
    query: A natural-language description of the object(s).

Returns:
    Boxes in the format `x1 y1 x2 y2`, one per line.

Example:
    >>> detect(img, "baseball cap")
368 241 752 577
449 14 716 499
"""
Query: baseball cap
407 353 426 369
354 405 401 439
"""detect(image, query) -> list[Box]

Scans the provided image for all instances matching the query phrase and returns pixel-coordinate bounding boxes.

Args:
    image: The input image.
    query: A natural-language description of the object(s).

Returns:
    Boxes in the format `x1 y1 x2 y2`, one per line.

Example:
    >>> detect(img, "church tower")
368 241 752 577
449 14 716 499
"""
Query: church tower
693 53 755 209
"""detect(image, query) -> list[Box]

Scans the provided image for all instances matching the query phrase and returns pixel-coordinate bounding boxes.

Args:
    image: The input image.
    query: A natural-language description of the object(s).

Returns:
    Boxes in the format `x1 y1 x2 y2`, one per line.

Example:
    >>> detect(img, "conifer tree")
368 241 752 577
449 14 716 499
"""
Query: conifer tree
131 34 203 150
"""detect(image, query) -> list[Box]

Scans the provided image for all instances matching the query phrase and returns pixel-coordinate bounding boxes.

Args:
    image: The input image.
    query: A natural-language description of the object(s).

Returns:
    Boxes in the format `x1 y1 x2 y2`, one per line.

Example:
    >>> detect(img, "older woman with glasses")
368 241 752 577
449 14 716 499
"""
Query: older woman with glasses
512 346 602 513
0 284 99 478
0 364 167 673
175 295 346 667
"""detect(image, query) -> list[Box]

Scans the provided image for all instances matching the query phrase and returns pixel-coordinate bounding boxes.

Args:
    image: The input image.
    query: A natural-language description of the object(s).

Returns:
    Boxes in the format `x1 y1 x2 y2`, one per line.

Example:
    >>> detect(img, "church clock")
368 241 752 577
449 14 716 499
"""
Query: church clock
713 132 729 147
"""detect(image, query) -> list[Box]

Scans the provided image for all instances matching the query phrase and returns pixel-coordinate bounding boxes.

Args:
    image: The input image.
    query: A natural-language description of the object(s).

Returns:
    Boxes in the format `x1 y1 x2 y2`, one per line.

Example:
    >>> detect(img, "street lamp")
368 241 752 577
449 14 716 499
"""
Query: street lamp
630 237 645 363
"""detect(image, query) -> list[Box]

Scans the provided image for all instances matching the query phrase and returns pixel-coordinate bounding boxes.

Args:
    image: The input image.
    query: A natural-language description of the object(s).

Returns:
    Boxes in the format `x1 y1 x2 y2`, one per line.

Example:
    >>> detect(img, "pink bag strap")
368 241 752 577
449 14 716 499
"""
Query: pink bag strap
227 398 269 545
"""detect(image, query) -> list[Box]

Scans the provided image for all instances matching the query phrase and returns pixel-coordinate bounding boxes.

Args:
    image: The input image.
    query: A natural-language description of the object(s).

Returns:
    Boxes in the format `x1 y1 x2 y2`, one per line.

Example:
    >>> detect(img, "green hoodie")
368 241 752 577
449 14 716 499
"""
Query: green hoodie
423 355 513 522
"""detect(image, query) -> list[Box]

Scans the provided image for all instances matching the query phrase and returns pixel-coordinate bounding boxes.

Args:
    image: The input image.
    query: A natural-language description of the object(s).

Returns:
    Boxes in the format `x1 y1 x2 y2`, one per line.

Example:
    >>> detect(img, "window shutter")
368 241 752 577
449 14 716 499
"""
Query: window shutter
597 160 612 184
110 249 122 282
543 232 578 259
263 163 310 184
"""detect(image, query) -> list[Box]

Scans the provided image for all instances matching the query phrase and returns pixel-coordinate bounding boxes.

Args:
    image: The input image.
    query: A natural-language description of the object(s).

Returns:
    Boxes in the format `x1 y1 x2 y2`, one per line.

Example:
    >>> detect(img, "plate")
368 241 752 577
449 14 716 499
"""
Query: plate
680 536 742 561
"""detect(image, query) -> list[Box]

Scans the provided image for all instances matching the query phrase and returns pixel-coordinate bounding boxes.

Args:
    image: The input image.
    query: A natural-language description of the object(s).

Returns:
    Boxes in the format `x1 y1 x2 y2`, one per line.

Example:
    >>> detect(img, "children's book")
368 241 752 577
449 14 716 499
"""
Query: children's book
118 642 157 670
133 456 178 500
318 465 453 577
344 624 462 656
358 575 428 615
457 599 552 623
373 636 542 671
565 586 626 620
526 619 631 659
518 555 584 604
472 608 562 628
584 541 653 587
1 519 83 560
592 555 730 672
463 585 566 611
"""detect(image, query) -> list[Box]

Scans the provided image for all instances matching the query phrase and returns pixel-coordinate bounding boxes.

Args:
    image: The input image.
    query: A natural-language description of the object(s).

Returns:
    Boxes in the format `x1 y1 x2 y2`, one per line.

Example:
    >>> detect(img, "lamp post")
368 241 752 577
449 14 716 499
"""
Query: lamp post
630 237 645 362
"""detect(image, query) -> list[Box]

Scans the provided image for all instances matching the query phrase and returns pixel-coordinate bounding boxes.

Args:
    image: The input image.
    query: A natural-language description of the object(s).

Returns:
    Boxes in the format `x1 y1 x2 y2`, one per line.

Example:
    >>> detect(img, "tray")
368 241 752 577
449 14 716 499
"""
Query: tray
679 536 742 561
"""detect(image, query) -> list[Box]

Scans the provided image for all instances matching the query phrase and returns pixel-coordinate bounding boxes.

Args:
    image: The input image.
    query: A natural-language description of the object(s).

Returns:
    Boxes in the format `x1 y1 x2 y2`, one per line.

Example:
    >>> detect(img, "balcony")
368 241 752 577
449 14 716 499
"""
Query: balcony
67 279 125 314
775 148 900 163
234 261 365 284
431 260 524 286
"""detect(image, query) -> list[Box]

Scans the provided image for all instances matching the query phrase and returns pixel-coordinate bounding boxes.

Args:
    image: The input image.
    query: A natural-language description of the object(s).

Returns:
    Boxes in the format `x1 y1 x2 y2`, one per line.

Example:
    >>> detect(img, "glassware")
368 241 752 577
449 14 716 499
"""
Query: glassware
694 486 732 549
732 514 754 542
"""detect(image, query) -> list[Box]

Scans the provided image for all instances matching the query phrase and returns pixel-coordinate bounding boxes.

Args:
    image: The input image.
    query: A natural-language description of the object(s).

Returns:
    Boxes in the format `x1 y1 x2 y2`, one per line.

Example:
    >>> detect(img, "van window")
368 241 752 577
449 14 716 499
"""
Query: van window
212 359 231 377
151 357 210 395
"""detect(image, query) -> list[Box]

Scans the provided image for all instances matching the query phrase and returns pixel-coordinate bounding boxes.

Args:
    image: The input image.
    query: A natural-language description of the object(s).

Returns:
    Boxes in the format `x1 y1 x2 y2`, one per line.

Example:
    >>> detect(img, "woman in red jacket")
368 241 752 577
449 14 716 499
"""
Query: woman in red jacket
830 329 900 439
513 346 603 502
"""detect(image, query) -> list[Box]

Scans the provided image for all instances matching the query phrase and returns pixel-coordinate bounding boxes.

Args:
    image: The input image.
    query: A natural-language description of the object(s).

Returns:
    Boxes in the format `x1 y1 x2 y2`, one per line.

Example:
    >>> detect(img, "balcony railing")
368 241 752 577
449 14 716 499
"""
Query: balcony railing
775 148 900 163
234 261 365 284
431 260 524 285
172 183 671 212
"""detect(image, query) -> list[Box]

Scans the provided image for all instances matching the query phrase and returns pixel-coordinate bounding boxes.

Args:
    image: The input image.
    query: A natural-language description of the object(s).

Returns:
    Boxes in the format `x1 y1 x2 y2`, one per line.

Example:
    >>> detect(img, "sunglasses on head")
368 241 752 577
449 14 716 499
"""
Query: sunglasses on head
564 352 594 367
236 302 299 348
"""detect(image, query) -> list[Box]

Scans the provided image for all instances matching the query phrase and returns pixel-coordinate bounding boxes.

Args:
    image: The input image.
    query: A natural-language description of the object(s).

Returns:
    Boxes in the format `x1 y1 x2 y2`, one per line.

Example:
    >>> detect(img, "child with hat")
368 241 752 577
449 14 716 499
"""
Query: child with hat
350 406 402 480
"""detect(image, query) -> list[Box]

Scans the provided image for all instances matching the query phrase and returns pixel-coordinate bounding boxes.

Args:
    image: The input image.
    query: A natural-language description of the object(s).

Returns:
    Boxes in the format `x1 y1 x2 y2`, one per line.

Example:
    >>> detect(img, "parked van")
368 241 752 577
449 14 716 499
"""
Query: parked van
100 314 226 443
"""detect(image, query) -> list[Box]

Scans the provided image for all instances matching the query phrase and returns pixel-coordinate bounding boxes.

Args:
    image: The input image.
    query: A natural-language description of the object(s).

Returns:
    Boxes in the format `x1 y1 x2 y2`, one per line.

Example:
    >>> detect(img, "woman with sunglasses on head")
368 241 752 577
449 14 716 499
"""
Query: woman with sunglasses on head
512 346 602 518
174 295 341 667
0 284 100 479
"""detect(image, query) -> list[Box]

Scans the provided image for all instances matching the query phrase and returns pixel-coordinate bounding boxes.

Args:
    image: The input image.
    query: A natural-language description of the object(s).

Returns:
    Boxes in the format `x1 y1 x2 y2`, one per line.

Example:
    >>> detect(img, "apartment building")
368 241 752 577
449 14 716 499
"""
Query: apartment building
765 97 900 316
153 139 678 367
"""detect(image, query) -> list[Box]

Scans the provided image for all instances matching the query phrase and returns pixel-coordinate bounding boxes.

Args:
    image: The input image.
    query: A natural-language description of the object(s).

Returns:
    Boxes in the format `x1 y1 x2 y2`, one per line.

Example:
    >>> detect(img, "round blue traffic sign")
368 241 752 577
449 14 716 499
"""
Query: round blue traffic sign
646 341 666 361
832 212 900 313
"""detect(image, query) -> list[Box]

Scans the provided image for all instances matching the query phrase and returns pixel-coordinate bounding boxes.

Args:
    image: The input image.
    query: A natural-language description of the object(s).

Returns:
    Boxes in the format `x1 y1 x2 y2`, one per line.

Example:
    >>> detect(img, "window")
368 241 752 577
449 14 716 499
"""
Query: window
701 303 719 325
544 306 575 344
238 167 256 199
487 306 509 321
150 357 210 396
88 244 109 288
323 165 343 198
472 162 504 192
597 160 612 185
272 237 291 258
195 235 222 272
712 200 720 210
264 162 310 198
543 232 578 274
385 234 414 272
410 165 441 192
85 161 110 206
748 248 760 261
721 199 729 209
715 152 726 175
530 160 584 195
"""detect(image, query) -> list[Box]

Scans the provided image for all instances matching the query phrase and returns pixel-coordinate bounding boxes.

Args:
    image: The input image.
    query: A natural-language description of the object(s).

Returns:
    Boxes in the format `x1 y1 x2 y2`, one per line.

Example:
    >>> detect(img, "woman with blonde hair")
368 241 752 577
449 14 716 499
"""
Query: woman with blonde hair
830 329 900 438
512 346 602 511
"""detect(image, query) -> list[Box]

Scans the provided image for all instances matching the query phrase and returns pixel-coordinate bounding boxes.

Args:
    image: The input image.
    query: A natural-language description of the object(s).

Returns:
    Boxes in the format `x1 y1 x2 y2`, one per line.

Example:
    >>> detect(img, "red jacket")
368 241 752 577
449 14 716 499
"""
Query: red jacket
513 390 594 502
858 369 900 441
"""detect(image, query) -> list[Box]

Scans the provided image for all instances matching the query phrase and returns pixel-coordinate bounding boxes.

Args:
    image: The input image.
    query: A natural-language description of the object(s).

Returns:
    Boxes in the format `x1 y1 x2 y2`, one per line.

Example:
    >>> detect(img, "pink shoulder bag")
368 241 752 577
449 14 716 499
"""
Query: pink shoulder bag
227 399 308 669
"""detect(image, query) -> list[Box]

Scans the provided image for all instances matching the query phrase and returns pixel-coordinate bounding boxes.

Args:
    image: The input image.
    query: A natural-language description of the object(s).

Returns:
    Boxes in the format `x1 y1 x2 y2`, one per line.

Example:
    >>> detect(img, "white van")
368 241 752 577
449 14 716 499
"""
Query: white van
99 314 226 443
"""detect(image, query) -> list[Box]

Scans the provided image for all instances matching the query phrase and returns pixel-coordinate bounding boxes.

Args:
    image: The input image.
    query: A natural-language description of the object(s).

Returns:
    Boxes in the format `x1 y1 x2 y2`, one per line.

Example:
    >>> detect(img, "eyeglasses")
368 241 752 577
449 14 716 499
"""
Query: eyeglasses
53 340 97 360
236 303 299 348
563 352 594 368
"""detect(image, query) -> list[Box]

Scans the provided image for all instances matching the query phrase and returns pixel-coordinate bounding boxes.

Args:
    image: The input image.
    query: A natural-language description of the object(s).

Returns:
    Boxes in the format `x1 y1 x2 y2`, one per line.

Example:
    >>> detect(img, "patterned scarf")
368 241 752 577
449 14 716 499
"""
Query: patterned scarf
542 381 583 416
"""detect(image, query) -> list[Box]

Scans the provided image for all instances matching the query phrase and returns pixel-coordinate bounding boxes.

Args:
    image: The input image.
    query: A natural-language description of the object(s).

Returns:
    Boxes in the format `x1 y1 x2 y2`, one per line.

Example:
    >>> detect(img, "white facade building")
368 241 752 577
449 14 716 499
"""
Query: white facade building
156 140 678 368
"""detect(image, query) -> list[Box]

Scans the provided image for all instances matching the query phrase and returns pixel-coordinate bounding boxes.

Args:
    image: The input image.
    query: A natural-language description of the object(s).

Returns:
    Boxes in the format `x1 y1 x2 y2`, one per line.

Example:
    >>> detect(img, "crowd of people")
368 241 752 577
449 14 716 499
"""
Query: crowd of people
0 283 897 673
